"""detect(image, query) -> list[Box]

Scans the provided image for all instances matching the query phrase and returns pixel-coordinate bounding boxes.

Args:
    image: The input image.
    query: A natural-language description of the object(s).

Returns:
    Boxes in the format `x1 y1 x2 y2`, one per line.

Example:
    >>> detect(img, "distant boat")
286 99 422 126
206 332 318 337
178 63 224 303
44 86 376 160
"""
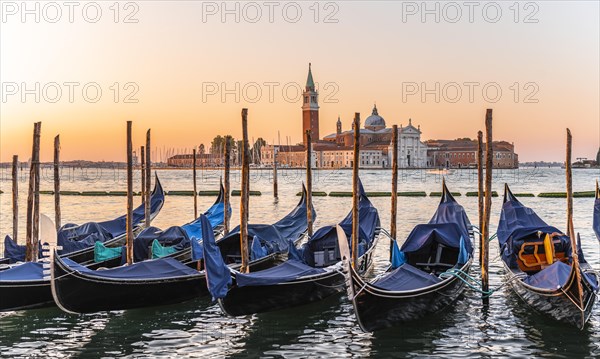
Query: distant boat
426 168 455 175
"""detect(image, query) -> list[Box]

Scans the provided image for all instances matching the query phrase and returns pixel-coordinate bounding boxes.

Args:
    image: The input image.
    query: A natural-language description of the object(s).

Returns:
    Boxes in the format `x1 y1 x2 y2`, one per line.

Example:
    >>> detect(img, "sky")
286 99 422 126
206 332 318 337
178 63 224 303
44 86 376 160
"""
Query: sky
1 1 598 162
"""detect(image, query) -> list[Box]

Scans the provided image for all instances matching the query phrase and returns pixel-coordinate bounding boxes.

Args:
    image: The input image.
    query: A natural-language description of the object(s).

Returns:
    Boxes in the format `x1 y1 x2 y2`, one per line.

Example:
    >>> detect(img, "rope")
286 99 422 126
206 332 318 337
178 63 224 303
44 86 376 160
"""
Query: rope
439 268 516 298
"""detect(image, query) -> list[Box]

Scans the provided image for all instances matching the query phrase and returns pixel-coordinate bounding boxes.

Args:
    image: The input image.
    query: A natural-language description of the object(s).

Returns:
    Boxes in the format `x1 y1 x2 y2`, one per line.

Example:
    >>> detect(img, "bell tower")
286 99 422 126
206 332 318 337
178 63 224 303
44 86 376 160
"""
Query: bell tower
302 63 320 146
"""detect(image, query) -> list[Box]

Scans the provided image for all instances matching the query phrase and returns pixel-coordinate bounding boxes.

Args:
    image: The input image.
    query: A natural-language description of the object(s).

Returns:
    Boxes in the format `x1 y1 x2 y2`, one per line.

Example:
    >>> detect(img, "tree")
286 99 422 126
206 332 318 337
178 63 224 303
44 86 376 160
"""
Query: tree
252 137 267 165
210 135 224 155
199 144 205 155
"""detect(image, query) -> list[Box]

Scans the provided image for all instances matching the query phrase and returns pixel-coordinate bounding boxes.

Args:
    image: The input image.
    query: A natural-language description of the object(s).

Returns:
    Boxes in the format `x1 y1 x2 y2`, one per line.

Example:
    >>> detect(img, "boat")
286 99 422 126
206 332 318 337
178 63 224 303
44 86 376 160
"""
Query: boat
95 182 229 268
204 184 313 274
497 184 599 329
0 176 165 312
2 174 166 266
207 181 380 316
50 186 310 314
339 182 474 332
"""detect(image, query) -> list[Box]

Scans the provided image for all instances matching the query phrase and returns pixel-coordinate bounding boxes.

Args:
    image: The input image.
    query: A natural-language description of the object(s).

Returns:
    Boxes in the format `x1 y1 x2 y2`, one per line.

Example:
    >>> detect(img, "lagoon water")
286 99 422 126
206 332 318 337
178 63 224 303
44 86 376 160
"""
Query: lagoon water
0 167 599 358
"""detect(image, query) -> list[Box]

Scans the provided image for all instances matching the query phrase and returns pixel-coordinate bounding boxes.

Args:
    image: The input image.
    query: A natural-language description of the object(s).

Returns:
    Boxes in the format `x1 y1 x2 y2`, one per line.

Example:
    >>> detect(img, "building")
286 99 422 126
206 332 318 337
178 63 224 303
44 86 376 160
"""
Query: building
167 153 223 167
426 139 519 169
302 63 319 146
260 64 431 168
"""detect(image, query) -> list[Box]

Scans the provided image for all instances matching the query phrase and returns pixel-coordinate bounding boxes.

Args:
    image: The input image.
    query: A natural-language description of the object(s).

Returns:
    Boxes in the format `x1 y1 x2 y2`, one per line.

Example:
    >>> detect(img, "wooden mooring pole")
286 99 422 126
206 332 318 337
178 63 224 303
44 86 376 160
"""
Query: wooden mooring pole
145 130 151 227
11 155 18 242
477 130 484 265
240 109 250 273
565 129 585 316
273 150 278 199
390 125 398 261
224 139 231 235
26 122 41 262
54 135 61 231
126 121 134 265
193 148 198 219
140 146 145 203
351 113 360 268
481 110 493 300
306 130 313 237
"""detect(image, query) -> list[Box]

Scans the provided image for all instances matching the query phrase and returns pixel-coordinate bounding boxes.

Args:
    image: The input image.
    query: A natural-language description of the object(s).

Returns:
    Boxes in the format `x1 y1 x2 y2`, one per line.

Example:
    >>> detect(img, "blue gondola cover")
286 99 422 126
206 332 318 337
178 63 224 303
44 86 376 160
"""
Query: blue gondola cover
2 177 165 263
498 189 571 269
61 257 198 279
201 215 232 300
373 263 441 291
236 260 326 287
0 262 45 281
134 226 190 262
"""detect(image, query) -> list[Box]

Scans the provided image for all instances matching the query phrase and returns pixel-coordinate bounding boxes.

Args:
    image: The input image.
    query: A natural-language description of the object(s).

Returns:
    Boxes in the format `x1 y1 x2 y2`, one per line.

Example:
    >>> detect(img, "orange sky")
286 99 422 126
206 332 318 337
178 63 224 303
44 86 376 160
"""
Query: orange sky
1 1 598 162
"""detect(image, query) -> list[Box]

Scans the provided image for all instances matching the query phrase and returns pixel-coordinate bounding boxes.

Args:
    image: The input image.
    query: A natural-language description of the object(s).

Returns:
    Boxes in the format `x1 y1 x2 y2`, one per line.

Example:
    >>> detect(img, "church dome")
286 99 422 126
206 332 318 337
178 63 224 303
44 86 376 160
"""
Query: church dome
364 105 386 131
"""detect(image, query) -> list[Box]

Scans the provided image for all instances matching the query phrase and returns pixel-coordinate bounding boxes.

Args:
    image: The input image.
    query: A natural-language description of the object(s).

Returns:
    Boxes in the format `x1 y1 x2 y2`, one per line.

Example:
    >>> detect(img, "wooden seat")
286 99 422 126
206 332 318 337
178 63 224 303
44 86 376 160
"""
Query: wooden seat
517 238 567 272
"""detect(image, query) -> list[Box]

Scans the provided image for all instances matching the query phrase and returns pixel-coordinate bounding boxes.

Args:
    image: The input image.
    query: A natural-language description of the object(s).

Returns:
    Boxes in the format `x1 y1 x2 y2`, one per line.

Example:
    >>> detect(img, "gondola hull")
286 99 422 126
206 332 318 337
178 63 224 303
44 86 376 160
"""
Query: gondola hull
219 271 343 316
219 238 378 316
51 256 206 314
0 280 53 311
346 260 472 332
504 262 598 330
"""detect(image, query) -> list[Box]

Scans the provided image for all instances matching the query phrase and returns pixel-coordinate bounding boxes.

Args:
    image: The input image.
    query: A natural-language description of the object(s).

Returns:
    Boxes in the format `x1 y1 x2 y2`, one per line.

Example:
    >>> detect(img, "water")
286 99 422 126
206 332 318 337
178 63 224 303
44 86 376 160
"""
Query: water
1 168 599 358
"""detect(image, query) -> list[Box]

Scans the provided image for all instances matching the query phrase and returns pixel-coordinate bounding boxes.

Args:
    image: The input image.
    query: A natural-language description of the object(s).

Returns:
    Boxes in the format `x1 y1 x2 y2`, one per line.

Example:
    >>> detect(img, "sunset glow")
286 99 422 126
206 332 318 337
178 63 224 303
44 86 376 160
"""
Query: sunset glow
1 1 598 162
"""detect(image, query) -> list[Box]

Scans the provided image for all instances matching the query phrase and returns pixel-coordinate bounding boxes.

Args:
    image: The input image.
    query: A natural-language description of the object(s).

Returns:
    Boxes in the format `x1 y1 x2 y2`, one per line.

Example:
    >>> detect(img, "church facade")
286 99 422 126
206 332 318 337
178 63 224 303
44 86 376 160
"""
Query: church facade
261 64 430 168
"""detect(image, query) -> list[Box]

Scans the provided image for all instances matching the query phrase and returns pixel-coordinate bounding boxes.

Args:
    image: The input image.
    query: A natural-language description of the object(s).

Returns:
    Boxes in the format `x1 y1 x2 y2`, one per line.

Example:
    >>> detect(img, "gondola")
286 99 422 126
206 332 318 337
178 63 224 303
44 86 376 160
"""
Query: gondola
50 186 310 314
95 182 229 268
205 184 313 274
206 181 380 316
0 176 165 312
498 184 599 329
2 174 165 266
339 182 474 332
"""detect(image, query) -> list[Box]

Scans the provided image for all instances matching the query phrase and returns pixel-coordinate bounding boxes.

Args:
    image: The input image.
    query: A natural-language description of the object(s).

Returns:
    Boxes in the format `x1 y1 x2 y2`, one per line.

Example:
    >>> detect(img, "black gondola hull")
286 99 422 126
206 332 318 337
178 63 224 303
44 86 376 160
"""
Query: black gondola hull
505 263 598 329
220 271 343 316
219 237 377 316
347 261 471 332
0 280 54 311
51 256 207 313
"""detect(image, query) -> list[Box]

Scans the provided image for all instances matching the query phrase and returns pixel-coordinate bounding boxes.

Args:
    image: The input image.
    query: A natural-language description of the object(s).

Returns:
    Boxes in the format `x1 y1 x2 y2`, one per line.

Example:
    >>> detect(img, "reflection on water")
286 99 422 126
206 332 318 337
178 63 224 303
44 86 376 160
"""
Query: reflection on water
0 168 599 357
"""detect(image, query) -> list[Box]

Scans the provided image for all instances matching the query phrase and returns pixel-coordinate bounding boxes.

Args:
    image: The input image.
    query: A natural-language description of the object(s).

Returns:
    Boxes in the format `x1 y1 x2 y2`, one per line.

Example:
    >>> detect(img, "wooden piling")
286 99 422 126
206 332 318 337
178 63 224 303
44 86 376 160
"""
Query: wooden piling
32 122 41 261
351 113 360 268
481 110 493 298
306 130 314 237
477 130 484 265
565 128 584 314
11 155 18 242
240 109 250 273
145 130 151 227
26 125 35 261
273 150 278 198
126 121 134 265
54 135 61 231
140 146 145 204
224 139 231 235
193 148 198 219
390 125 398 261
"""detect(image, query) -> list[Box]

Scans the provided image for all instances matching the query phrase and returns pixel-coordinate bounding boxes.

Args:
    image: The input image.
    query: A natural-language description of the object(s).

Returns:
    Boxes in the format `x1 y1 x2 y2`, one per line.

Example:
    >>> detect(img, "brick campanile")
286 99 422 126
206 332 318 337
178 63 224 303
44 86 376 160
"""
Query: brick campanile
302 63 319 146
